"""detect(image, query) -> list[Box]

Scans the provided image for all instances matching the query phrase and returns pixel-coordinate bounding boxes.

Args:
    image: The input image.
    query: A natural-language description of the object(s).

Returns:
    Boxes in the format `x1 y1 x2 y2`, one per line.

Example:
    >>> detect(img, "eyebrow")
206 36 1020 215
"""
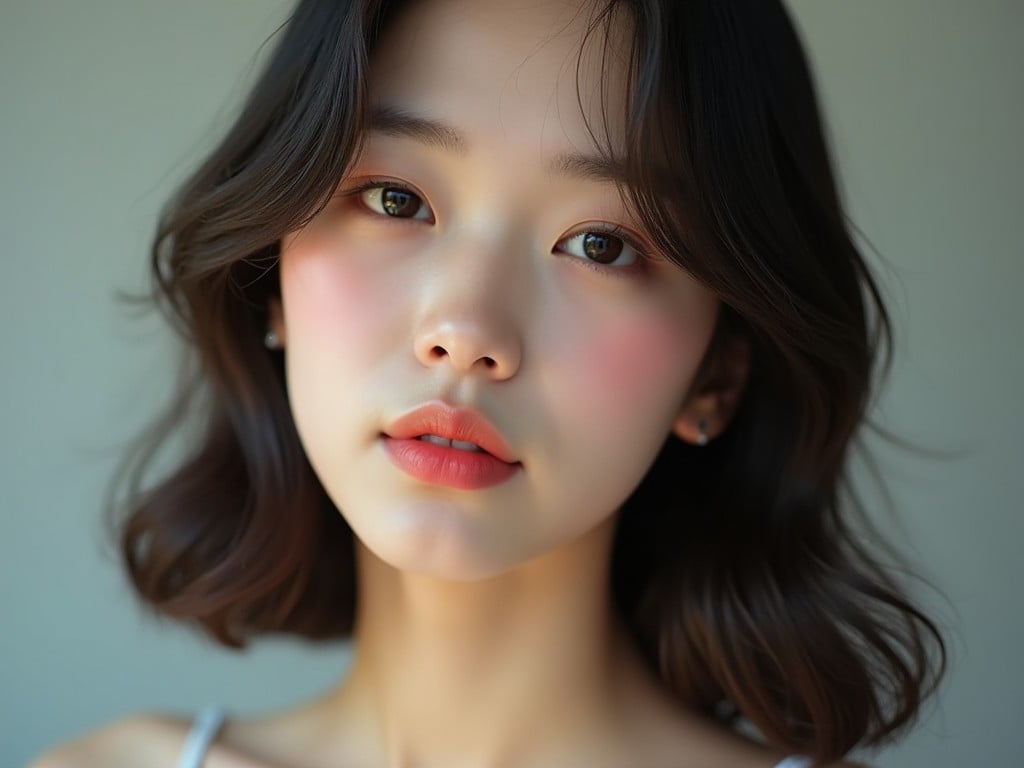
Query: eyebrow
550 151 628 184
368 106 628 184
369 106 466 154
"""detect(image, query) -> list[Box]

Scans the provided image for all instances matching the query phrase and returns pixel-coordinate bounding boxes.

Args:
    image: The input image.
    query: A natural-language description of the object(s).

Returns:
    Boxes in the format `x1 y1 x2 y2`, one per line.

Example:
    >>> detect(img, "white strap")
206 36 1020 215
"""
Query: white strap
176 706 226 768
774 757 813 768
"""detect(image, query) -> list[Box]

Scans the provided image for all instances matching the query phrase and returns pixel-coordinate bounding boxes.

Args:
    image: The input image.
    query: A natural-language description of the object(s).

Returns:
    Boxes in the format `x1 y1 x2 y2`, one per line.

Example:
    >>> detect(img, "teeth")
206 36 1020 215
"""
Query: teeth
420 434 450 447
418 434 482 452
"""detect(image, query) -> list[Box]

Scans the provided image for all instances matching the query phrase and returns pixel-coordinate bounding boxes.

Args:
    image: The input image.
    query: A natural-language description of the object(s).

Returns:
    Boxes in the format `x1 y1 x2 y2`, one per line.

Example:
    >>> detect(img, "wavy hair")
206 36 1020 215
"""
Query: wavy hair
113 0 945 762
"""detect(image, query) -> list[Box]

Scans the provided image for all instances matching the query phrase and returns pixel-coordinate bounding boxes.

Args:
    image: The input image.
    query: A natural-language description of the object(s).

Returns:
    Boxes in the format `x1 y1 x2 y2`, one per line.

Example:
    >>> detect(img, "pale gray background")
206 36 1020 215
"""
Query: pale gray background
2 1 1021 766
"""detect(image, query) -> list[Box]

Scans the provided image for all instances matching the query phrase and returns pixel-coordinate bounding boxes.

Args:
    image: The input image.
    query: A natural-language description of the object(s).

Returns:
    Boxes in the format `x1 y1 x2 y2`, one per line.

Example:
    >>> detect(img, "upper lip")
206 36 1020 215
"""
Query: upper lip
383 402 519 464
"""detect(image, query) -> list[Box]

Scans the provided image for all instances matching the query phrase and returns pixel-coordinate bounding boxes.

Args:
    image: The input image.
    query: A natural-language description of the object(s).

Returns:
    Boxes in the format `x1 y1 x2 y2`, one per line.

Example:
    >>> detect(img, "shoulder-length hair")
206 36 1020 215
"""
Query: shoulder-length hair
115 0 945 762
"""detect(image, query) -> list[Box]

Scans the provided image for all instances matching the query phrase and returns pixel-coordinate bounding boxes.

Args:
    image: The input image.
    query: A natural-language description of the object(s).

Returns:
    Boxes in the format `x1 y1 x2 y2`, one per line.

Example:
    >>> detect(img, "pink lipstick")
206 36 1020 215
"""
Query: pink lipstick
381 402 520 490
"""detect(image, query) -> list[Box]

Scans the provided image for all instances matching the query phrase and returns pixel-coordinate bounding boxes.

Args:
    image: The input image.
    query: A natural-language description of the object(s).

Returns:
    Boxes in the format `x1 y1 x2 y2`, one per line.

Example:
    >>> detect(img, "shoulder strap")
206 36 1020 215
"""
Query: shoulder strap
774 758 813 768
176 706 226 768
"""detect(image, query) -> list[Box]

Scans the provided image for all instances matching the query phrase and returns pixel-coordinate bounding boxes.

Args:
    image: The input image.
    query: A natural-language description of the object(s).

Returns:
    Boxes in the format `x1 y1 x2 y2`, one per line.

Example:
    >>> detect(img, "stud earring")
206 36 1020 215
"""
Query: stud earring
696 417 710 446
264 330 282 350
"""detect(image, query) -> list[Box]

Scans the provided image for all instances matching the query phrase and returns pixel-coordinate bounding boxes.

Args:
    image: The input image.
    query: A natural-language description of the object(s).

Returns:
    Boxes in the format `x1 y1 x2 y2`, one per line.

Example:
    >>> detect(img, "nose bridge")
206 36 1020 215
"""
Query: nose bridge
413 225 528 379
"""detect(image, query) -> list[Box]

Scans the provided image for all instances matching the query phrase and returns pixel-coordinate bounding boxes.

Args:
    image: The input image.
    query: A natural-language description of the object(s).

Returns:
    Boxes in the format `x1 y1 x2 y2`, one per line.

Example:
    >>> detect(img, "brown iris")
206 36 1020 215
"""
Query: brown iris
581 232 624 264
381 188 422 218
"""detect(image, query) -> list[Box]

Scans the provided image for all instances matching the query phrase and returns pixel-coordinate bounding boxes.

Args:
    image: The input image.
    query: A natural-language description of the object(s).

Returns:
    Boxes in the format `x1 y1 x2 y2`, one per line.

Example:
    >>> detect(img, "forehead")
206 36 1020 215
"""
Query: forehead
367 0 632 154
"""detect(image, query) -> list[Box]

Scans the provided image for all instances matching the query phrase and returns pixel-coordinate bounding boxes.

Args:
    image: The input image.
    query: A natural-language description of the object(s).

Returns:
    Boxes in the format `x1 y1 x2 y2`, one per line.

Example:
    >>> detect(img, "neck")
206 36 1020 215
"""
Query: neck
329 514 657 768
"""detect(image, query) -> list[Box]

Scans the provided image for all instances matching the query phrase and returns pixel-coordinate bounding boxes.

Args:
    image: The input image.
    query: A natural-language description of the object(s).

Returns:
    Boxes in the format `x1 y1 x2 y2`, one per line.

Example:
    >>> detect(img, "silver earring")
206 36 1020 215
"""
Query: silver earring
264 330 282 350
696 417 710 446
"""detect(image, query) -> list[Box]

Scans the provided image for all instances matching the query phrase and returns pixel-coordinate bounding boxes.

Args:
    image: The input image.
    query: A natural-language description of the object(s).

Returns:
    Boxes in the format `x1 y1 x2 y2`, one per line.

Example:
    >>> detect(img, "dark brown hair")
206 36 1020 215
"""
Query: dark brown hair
114 0 945 762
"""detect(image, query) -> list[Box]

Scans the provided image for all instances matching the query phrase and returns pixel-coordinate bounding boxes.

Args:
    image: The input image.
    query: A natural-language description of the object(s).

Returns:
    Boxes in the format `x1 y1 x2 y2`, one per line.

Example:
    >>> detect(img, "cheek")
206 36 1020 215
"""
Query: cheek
556 297 717 412
530 292 718 518
280 239 393 356
278 238 410 450
589 323 683 393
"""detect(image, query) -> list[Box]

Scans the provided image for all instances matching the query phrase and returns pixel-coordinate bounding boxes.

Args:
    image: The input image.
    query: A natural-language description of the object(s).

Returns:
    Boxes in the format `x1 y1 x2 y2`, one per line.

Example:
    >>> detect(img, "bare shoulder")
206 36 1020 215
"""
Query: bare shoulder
25 714 188 768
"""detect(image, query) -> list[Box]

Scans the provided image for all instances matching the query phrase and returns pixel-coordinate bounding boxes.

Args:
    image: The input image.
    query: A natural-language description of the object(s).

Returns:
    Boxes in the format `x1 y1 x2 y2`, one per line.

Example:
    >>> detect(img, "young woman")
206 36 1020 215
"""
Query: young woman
31 0 944 766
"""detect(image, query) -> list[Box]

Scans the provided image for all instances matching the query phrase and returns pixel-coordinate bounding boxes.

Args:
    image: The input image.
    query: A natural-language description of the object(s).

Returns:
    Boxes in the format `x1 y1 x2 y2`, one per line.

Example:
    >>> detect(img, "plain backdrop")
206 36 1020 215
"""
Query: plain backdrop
2 1 1021 766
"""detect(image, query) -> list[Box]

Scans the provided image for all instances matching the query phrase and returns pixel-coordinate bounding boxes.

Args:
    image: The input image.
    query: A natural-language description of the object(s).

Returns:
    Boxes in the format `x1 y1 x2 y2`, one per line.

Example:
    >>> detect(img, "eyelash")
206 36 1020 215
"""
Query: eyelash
341 178 653 275
344 177 433 222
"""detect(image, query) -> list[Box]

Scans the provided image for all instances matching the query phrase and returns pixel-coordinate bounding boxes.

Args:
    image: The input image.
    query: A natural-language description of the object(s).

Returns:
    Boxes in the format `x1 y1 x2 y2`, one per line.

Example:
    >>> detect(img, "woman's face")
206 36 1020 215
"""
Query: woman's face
275 0 719 580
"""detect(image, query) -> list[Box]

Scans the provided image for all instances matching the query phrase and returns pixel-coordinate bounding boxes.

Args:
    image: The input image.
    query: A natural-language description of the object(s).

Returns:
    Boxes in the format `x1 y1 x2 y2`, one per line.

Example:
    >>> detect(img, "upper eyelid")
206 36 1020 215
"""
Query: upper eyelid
342 177 426 199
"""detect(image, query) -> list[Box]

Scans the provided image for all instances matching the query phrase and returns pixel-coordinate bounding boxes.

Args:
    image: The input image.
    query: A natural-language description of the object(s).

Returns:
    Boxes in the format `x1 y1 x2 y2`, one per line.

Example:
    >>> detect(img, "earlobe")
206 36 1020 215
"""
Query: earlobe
265 297 286 350
672 333 751 446
682 416 711 446
672 410 714 446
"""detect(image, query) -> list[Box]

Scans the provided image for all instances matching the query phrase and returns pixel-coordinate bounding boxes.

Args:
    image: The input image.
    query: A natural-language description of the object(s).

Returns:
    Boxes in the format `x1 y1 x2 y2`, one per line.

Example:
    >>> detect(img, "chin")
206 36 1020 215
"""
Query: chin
352 504 525 583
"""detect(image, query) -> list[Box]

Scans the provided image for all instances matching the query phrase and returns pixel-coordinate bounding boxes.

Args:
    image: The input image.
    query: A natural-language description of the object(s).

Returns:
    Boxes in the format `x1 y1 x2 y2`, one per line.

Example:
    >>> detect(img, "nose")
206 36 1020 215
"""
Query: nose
414 317 521 379
412 240 525 381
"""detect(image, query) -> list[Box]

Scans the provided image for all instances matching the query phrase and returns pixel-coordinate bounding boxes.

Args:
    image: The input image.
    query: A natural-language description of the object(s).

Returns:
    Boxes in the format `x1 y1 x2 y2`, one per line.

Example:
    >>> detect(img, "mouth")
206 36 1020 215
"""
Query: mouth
380 402 521 490
383 401 519 464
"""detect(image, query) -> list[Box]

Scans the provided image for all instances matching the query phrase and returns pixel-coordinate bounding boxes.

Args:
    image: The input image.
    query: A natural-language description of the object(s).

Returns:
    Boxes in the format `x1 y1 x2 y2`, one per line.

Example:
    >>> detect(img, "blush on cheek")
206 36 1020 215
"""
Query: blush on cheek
281 246 386 352
568 312 713 407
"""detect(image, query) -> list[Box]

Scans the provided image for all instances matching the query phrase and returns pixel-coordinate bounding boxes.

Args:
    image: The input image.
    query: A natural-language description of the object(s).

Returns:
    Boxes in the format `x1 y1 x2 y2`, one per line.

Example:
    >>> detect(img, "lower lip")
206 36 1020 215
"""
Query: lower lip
382 437 520 490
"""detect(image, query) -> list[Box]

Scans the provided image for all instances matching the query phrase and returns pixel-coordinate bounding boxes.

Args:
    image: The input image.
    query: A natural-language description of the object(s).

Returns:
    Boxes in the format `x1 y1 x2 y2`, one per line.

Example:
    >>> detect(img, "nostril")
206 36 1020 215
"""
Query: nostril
419 343 504 373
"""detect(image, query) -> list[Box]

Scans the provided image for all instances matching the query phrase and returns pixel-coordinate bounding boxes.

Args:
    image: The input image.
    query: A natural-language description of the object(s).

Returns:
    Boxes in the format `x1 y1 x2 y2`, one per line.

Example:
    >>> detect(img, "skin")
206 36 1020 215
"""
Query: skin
30 0 867 766
278 4 722 584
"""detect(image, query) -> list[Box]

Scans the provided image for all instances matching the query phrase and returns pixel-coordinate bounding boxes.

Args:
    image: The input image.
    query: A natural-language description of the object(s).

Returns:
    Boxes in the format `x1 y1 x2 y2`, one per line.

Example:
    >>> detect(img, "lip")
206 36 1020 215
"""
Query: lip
381 402 521 490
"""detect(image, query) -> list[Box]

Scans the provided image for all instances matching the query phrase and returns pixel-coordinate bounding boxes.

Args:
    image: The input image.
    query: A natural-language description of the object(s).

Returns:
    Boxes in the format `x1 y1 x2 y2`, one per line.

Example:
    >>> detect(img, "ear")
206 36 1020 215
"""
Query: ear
267 296 286 349
672 331 751 446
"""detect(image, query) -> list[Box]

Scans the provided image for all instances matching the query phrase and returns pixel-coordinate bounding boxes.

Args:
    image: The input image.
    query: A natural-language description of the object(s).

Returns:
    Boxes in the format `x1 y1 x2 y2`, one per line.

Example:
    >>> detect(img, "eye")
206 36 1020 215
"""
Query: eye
360 184 432 221
557 228 641 268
